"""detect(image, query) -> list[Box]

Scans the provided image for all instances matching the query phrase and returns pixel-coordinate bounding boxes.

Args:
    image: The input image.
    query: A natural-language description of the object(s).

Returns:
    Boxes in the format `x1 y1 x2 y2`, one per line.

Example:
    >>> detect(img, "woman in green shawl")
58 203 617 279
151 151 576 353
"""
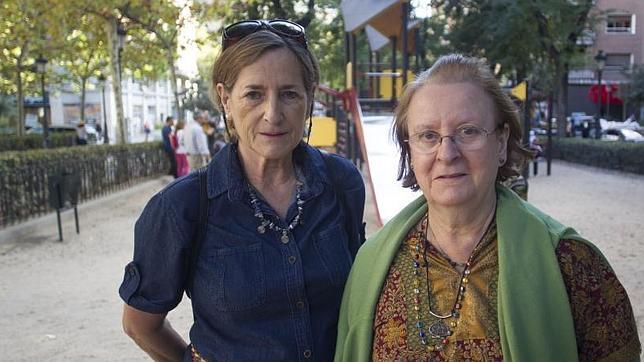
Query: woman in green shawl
335 54 640 362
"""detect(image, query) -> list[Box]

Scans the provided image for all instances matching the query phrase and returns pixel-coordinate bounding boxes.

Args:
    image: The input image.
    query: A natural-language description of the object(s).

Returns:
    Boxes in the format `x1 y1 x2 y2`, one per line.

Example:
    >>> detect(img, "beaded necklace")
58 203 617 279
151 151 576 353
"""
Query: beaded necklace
248 182 304 243
411 215 488 352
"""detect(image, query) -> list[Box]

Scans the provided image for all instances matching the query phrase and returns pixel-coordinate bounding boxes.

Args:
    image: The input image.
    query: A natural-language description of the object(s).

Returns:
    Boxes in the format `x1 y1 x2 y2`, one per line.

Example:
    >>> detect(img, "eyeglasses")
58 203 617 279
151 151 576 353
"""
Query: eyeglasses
222 19 308 50
405 124 499 154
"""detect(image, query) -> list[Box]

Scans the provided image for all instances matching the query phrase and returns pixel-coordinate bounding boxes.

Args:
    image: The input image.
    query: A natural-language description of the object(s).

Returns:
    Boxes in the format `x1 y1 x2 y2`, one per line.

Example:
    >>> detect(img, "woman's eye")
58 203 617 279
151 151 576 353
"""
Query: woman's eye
282 91 299 99
244 91 262 100
464 127 483 136
421 132 440 142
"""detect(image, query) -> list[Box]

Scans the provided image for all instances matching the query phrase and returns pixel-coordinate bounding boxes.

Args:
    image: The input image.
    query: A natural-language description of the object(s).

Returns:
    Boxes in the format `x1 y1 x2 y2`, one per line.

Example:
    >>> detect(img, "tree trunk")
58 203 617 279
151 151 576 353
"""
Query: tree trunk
555 64 568 137
80 77 87 123
16 70 25 136
106 17 126 144
166 48 181 121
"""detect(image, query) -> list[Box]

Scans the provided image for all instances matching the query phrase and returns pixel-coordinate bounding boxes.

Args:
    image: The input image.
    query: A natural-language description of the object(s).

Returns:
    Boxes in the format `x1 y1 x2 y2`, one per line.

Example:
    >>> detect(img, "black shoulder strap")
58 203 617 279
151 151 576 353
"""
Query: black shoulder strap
320 151 343 204
321 151 367 245
186 166 208 298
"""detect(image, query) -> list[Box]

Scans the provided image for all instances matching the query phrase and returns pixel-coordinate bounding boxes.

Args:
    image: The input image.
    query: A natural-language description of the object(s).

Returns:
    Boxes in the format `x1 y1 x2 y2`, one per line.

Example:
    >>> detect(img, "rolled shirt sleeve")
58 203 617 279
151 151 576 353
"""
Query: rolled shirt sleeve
119 181 197 313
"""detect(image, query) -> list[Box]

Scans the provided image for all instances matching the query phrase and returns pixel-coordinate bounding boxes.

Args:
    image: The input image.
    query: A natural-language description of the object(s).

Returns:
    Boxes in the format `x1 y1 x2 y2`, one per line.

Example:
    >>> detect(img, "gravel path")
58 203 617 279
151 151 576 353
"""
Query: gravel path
0 160 641 360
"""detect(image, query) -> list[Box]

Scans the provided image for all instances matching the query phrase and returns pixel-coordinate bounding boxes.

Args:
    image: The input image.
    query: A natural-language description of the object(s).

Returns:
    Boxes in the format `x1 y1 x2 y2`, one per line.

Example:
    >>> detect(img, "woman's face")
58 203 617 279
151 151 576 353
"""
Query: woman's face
216 47 309 163
407 81 509 209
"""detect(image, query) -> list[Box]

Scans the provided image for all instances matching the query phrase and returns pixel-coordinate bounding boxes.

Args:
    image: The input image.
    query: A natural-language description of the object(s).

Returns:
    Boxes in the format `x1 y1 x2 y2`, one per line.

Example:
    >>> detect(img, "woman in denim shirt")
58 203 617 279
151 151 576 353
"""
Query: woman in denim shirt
119 20 366 361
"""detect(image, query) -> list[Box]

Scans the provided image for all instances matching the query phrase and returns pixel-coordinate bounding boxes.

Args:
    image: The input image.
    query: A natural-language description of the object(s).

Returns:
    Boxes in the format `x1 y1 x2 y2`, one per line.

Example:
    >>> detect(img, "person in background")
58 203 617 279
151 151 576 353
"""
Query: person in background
187 112 211 169
161 116 177 178
172 120 190 177
202 119 217 157
95 122 103 142
212 132 227 155
76 121 88 145
119 19 366 361
335 54 640 361
143 121 151 142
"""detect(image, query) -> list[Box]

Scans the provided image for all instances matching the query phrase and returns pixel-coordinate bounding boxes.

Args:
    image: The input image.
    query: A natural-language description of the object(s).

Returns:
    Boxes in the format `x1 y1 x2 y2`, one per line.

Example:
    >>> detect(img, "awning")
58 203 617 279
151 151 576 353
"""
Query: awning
588 84 623 105
340 0 401 32
365 20 421 52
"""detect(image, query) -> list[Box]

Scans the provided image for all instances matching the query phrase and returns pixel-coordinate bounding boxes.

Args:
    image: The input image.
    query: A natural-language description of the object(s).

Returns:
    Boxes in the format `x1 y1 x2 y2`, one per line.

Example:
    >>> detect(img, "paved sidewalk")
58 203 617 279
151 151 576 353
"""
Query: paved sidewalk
0 160 642 360
0 177 193 361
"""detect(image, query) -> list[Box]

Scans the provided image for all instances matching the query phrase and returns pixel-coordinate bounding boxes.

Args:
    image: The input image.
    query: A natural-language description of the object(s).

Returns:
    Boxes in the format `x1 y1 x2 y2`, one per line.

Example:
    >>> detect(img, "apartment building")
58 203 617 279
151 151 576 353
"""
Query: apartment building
568 0 643 121
48 75 187 143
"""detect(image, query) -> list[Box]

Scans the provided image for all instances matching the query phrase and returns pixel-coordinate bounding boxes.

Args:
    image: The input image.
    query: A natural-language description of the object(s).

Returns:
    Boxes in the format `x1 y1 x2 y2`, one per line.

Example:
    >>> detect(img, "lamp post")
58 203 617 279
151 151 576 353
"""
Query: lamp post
594 50 607 139
35 55 49 148
98 74 109 144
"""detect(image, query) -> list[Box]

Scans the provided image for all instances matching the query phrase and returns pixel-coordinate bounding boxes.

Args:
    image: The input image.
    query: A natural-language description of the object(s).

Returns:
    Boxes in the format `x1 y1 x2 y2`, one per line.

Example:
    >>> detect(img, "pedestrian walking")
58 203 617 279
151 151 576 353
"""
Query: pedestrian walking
186 112 210 169
161 117 177 178
172 120 189 178
75 121 88 145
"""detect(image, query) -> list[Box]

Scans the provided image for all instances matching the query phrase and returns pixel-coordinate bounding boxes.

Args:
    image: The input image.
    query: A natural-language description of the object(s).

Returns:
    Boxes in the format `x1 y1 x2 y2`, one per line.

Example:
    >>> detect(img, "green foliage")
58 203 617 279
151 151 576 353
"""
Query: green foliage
433 0 595 89
0 142 168 227
183 78 217 114
624 65 644 106
0 133 76 152
0 93 17 129
548 137 644 175
193 0 345 88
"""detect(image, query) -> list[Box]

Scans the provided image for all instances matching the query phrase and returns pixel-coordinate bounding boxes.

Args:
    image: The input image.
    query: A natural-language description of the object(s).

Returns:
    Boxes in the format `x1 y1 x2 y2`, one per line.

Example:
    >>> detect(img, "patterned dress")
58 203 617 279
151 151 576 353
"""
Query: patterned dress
372 215 641 361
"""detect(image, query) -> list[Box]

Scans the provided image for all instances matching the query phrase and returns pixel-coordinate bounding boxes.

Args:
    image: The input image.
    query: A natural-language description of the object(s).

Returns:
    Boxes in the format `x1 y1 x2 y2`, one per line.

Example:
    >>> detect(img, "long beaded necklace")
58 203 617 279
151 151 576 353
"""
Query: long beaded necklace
248 182 304 243
411 215 488 352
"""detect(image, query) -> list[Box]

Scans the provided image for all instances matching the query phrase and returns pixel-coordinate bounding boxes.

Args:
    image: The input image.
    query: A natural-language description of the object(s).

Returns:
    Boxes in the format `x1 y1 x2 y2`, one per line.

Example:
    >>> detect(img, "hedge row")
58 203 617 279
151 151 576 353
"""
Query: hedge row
545 137 644 175
0 142 168 228
0 133 77 152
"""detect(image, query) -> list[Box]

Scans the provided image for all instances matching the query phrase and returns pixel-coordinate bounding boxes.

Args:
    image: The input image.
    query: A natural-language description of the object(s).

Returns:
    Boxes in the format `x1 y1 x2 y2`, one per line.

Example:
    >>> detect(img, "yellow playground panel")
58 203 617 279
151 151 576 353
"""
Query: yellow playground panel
309 116 336 148
377 69 416 99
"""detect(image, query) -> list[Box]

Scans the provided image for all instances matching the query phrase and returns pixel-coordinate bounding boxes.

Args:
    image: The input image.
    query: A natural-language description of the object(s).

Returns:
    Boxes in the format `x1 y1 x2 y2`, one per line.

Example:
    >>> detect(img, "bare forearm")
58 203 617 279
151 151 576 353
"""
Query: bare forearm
128 319 187 361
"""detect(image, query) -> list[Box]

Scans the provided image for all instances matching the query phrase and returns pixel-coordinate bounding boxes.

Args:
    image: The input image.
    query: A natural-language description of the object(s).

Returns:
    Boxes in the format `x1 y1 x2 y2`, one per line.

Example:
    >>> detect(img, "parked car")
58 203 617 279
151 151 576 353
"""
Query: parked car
603 128 644 143
26 125 77 135
26 124 99 144
567 113 596 138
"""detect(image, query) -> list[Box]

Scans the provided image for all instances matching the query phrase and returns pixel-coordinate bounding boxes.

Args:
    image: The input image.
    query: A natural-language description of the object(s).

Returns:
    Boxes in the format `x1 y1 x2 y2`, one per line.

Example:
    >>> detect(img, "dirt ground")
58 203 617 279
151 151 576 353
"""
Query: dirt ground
0 160 642 360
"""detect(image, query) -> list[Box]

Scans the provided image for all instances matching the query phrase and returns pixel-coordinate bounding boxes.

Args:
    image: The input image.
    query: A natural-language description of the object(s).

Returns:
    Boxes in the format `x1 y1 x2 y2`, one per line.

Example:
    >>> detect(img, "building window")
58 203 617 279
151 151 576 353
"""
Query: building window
606 14 635 34
605 53 632 70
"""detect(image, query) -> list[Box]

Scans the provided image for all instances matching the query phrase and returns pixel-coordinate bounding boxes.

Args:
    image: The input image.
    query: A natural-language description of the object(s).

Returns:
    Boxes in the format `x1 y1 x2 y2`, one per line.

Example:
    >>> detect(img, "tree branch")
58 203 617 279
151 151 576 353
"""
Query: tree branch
296 0 315 28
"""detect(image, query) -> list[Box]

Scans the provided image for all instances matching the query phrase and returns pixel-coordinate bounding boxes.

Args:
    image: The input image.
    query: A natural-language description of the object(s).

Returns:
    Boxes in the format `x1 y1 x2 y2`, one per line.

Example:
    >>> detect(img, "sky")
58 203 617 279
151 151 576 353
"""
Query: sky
176 2 199 77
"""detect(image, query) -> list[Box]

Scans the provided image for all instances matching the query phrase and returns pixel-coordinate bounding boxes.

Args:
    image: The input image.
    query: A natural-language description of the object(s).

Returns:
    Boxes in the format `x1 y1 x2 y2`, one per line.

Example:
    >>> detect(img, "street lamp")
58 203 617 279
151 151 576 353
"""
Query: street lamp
98 74 109 144
594 49 607 139
34 55 49 148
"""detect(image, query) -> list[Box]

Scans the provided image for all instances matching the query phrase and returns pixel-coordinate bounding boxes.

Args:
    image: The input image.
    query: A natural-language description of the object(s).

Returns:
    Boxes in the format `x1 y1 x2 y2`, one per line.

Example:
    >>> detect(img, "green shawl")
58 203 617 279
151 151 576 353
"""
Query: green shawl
335 185 592 362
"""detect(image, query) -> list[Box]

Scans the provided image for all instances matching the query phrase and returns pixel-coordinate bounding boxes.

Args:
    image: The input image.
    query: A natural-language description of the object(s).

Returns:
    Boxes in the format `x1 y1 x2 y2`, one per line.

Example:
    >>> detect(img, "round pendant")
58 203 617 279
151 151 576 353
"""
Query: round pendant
429 320 451 338
280 233 289 243
257 225 266 234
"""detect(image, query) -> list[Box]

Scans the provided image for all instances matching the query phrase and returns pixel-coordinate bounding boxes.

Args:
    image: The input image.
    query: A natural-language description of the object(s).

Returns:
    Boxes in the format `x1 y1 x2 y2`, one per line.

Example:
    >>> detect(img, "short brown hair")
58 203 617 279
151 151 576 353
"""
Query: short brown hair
393 54 533 190
209 30 319 140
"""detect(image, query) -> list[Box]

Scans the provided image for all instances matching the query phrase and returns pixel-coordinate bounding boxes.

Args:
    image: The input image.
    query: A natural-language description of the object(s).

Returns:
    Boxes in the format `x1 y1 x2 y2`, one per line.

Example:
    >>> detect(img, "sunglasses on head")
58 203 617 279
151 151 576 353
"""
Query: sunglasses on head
222 19 308 50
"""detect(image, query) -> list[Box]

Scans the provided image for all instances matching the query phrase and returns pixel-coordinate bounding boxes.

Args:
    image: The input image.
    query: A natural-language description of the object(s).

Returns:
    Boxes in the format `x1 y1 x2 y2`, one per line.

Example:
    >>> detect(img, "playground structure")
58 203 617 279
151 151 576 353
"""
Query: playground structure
311 1 552 227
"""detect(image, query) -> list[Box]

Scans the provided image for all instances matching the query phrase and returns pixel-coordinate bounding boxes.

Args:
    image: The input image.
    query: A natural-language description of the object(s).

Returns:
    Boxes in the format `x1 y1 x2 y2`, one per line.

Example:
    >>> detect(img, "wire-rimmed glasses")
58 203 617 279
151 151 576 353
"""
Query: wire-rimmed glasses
405 124 499 154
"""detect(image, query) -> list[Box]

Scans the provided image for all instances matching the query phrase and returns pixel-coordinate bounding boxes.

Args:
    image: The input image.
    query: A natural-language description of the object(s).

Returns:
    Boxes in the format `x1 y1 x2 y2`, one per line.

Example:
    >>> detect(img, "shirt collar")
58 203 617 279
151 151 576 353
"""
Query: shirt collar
207 142 332 201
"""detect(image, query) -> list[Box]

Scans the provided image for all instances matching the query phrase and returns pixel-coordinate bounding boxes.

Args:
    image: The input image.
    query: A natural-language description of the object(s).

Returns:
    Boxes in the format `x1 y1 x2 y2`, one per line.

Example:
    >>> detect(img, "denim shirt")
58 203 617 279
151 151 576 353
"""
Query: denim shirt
119 142 366 361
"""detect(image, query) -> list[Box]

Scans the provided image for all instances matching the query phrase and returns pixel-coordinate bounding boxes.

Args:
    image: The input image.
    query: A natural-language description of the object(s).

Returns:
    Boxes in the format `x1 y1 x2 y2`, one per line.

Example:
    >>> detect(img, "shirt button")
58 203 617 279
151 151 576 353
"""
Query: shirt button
303 350 312 359
296 301 305 309
288 256 297 264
